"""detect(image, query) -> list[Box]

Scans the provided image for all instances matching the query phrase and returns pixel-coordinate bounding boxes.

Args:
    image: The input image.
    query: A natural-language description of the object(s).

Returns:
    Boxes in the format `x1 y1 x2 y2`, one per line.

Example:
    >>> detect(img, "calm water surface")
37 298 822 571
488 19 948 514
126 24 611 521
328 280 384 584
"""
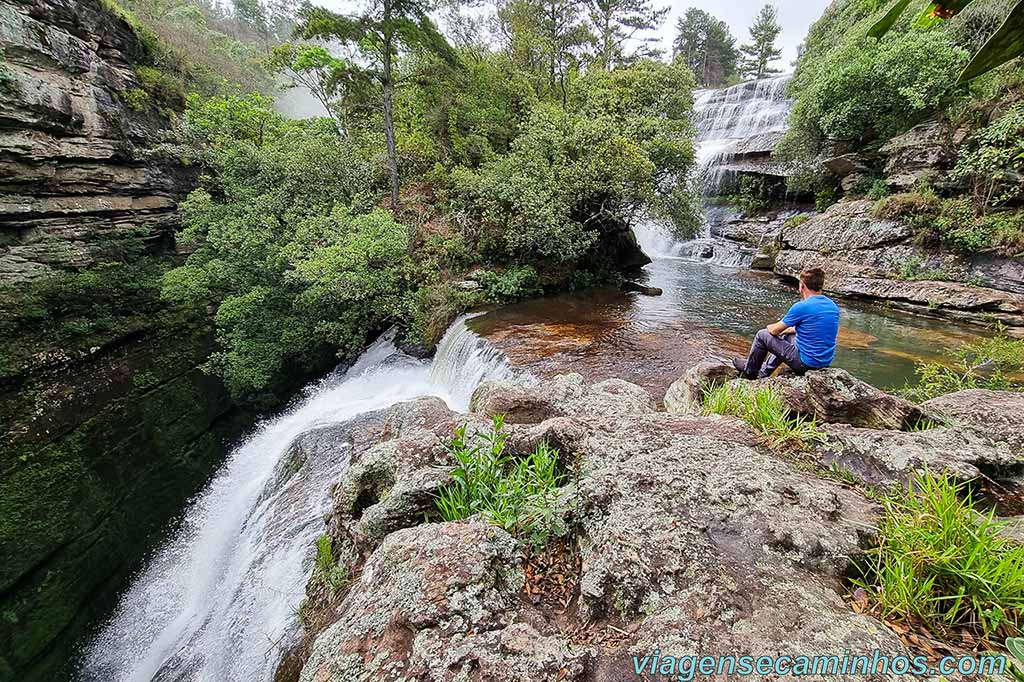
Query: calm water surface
470 258 992 397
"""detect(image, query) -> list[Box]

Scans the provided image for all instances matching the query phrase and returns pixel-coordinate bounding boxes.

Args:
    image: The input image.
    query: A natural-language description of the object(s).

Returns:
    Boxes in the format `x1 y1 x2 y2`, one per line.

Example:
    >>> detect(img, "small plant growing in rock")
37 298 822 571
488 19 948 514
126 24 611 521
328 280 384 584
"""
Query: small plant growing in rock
435 415 566 548
853 473 1024 641
314 534 349 596
702 383 823 450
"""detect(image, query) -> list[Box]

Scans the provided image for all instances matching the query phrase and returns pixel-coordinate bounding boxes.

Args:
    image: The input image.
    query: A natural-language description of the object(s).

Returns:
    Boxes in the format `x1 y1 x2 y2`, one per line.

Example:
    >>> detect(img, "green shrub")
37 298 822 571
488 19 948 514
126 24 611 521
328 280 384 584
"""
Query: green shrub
872 190 941 221
783 27 968 159
435 416 566 548
475 266 543 301
702 383 823 450
133 65 187 114
782 214 812 230
121 87 150 111
815 186 839 211
867 178 891 200
953 104 1024 208
894 256 949 282
853 472 1024 639
314 534 350 595
901 331 1024 402
927 199 1024 256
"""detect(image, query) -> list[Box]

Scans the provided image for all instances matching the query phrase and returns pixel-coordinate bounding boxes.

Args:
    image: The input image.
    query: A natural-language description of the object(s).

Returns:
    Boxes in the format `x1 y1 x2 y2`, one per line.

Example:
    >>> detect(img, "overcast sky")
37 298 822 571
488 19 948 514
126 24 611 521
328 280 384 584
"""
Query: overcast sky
657 1 833 69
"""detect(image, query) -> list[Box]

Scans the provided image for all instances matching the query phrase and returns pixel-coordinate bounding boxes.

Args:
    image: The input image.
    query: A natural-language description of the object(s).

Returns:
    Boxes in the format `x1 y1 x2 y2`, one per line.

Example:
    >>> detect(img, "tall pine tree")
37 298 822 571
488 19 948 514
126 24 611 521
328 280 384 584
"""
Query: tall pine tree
739 4 782 80
497 0 593 102
672 8 738 87
588 0 668 70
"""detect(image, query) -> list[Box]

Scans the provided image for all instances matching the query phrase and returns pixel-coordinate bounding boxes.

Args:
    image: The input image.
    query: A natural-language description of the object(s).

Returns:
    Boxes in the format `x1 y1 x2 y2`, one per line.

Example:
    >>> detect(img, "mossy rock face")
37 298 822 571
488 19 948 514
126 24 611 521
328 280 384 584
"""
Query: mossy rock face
0 308 248 681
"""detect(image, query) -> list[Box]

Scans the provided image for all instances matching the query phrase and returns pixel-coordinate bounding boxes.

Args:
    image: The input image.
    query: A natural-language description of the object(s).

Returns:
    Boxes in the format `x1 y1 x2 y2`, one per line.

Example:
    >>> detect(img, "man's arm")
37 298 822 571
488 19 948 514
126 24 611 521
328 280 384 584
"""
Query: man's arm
765 321 793 336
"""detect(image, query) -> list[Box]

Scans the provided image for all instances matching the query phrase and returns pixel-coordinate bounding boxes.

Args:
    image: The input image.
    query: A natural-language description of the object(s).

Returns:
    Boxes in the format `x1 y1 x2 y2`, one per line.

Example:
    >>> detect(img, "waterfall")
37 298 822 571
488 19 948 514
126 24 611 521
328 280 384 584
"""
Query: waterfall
693 74 792 194
633 76 793 267
77 318 521 682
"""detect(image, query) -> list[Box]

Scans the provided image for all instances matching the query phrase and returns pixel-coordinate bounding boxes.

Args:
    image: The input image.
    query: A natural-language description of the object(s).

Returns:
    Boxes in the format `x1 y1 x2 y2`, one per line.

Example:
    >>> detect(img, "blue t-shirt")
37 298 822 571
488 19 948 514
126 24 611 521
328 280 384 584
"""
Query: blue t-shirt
782 295 840 368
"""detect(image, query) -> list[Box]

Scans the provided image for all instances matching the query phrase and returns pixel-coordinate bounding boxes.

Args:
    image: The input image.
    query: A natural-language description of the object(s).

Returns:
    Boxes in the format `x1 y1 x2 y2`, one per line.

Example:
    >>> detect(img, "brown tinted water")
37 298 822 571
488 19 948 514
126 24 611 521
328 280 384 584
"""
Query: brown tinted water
469 259 994 399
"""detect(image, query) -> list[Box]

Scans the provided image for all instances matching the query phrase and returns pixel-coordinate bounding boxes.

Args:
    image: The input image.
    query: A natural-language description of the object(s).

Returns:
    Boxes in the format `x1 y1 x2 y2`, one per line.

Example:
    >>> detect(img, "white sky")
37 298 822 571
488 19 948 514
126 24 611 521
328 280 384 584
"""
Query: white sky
314 1 834 73
656 1 833 69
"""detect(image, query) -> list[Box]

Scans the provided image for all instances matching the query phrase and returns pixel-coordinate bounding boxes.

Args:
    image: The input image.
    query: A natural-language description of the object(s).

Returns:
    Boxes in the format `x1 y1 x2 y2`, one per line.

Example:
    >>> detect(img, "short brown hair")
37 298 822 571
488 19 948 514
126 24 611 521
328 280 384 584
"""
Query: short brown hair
800 267 826 292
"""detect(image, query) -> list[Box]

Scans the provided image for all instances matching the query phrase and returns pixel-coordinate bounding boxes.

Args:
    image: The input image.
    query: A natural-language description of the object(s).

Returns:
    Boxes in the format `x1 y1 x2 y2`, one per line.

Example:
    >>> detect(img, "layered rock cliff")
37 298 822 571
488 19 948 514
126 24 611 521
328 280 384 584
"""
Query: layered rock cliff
0 3 230 681
0 0 195 282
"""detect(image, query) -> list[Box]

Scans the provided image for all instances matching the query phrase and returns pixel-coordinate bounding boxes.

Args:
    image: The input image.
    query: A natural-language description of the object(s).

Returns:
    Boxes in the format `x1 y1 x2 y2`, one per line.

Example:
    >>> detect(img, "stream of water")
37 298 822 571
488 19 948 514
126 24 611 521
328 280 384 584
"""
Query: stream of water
77 321 519 682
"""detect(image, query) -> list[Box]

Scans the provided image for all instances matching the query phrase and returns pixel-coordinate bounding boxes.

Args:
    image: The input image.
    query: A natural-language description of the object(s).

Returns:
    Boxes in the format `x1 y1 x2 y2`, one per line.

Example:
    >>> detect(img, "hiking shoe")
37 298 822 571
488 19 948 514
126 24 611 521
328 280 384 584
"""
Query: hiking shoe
732 357 754 379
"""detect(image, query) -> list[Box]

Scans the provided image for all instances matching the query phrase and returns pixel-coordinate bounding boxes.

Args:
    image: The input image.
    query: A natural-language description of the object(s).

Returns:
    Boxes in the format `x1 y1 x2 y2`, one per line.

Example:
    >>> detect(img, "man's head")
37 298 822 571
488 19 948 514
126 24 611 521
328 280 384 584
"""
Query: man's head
798 267 826 297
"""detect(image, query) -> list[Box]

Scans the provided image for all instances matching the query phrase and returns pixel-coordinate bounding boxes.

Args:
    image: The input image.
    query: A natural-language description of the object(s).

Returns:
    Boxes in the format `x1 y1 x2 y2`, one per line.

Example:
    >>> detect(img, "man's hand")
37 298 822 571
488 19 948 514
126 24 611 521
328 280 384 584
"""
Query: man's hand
765 321 789 336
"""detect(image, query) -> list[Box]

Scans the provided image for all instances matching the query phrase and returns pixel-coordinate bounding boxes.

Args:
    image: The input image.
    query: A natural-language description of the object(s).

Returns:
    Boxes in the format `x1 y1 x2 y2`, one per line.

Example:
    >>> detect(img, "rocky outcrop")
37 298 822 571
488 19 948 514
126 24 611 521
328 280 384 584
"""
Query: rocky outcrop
0 0 196 283
879 121 957 192
775 200 1024 327
759 368 926 431
288 372 1024 682
0 3 220 680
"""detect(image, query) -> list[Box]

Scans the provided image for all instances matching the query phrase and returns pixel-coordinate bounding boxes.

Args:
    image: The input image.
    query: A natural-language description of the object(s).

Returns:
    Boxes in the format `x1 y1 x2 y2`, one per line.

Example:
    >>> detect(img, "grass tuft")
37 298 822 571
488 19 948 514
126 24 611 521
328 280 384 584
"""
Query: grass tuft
435 415 566 548
854 473 1024 640
314 534 350 596
702 382 824 450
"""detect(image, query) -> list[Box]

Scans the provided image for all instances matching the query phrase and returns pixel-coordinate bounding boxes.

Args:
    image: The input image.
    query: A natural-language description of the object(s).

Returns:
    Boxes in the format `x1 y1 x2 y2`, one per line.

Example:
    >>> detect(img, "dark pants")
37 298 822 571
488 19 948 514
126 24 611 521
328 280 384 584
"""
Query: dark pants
743 329 806 379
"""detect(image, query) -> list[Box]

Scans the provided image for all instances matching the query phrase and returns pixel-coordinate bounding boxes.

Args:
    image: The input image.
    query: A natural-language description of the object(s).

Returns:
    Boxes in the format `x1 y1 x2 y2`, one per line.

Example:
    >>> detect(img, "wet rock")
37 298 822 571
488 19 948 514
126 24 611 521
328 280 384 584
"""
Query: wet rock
824 152 875 179
327 398 462 563
923 389 1024 452
758 368 925 430
300 519 525 682
750 251 775 270
663 360 736 414
620 281 663 296
470 382 560 424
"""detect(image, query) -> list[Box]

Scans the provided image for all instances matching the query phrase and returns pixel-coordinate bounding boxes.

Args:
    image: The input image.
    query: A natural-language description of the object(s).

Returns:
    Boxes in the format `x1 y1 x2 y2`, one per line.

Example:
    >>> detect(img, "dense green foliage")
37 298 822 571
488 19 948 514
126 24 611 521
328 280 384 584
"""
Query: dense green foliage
672 8 739 87
161 95 411 395
854 473 1024 639
435 417 567 548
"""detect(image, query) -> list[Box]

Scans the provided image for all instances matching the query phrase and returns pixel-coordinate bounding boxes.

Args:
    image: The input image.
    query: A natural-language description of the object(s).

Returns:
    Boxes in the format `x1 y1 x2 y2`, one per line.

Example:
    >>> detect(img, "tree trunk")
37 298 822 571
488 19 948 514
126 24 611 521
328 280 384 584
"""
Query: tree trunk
382 25 400 211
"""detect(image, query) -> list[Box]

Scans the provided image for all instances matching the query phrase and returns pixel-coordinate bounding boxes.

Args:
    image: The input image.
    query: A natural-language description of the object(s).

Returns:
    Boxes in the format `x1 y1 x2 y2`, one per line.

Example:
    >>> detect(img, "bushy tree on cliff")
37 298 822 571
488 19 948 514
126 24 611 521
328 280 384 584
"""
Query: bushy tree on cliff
672 8 739 87
496 0 593 103
587 0 669 70
295 1 459 210
739 4 783 80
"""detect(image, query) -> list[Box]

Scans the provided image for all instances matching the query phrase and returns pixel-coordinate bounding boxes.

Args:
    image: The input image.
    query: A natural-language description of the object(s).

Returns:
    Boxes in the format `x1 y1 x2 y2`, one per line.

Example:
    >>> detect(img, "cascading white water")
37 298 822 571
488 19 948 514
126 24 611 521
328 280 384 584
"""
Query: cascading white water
78 317 522 682
693 74 792 193
633 76 793 267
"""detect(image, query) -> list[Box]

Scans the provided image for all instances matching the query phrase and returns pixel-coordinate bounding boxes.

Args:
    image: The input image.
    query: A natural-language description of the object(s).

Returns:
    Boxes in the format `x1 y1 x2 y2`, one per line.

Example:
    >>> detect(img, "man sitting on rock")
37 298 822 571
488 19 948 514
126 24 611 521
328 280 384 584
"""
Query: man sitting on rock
733 267 840 379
